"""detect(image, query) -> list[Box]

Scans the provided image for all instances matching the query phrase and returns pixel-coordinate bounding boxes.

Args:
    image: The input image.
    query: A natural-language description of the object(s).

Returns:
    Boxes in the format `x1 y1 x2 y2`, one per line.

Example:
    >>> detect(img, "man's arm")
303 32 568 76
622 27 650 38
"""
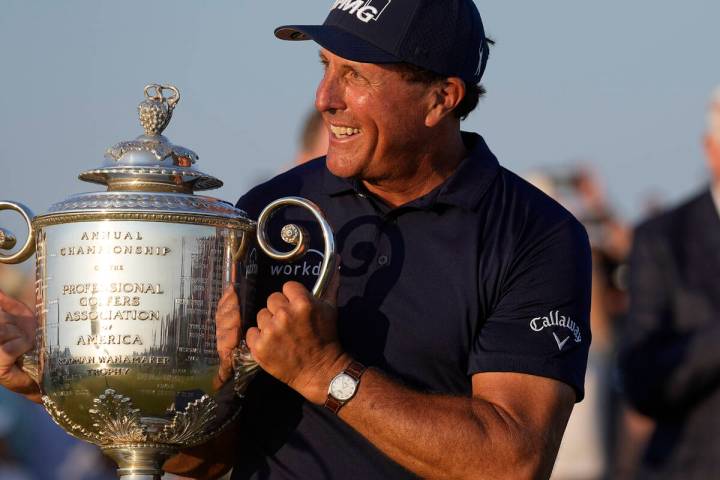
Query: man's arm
620 224 720 418
245 278 576 480
333 366 574 480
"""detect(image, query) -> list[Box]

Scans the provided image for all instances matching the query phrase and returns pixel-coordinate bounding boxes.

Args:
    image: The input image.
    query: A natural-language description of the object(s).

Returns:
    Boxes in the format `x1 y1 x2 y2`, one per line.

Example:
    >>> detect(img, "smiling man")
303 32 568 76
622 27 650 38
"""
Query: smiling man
0 1 592 479
201 1 591 478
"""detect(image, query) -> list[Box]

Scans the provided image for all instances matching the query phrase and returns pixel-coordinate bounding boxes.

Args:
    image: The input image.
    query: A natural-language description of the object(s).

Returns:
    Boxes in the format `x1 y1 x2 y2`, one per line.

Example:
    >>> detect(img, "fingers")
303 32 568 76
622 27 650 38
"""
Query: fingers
216 287 241 325
0 323 24 344
0 322 33 361
0 321 33 357
281 281 309 301
256 307 272 331
215 287 241 347
0 291 38 343
245 326 260 352
0 319 37 402
256 305 296 339
252 303 291 359
266 292 289 314
215 286 242 388
0 295 40 403
214 354 234 389
0 290 33 318
0 337 33 367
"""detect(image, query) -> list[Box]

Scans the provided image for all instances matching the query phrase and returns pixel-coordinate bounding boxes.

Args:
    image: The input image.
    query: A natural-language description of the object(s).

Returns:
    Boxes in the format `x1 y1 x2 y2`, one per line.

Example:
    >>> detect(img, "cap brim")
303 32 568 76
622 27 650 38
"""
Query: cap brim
275 25 401 64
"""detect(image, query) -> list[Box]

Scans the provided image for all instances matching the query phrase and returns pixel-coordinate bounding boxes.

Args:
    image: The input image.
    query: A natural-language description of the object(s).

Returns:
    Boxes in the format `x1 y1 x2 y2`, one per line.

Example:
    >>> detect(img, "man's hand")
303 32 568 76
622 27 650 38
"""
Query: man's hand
214 286 242 391
0 290 41 403
246 262 345 404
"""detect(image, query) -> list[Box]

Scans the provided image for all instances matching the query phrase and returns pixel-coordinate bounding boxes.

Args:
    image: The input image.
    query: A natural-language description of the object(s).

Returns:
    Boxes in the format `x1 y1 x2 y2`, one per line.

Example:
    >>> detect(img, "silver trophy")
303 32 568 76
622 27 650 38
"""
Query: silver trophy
0 84 335 479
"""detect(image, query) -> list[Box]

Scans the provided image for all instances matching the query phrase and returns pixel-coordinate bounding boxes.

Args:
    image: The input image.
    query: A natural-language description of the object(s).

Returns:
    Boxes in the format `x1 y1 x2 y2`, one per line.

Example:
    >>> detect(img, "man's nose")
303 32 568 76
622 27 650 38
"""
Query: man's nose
315 72 345 114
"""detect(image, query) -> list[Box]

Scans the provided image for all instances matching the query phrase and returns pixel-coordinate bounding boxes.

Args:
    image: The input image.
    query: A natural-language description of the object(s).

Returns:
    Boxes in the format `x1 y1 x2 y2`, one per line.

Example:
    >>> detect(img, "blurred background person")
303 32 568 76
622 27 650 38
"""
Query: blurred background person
619 86 720 479
291 109 329 167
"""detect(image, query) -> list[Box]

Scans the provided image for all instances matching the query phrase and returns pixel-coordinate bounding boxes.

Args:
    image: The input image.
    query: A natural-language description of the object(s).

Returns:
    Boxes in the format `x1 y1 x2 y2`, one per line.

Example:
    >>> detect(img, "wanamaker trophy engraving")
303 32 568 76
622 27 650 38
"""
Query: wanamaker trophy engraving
0 84 336 479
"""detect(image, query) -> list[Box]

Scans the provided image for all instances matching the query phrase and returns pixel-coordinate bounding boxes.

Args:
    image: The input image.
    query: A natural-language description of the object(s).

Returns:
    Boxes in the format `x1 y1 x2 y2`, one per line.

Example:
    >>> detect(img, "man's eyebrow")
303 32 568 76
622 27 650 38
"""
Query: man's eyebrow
318 51 328 62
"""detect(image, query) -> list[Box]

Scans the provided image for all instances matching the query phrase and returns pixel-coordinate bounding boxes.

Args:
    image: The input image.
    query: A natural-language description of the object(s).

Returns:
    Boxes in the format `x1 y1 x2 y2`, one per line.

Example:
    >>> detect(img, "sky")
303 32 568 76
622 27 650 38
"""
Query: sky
1 0 719 249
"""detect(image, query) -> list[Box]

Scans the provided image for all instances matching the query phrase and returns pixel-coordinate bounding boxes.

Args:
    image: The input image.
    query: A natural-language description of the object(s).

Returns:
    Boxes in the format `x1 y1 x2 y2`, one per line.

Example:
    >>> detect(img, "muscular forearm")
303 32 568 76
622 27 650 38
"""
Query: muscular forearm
335 368 571 480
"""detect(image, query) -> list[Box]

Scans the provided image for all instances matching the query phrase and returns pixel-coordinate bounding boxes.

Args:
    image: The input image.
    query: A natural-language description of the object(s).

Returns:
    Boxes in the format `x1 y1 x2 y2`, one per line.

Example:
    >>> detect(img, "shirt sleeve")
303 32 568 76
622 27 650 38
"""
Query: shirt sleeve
468 217 592 401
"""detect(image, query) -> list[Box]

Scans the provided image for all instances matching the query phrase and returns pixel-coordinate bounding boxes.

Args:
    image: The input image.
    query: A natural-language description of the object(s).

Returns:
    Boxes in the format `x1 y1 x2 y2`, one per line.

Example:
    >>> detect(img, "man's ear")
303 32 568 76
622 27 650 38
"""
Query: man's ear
425 77 465 128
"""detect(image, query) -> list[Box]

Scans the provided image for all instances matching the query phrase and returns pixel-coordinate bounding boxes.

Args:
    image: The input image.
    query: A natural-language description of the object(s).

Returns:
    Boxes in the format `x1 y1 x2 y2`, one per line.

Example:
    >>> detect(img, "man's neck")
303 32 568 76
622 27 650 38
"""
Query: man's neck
362 130 468 209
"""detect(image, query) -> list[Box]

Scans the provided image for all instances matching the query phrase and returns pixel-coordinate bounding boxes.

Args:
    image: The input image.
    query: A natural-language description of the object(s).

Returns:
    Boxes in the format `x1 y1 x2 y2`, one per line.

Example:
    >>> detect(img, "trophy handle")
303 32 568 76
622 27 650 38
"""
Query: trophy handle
231 196 336 396
0 201 36 264
255 196 336 297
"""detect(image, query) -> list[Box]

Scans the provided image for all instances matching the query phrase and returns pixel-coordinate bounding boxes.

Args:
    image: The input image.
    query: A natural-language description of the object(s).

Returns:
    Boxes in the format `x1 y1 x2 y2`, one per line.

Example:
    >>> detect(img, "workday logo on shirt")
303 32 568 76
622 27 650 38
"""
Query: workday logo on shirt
530 310 582 351
269 249 325 279
331 0 392 23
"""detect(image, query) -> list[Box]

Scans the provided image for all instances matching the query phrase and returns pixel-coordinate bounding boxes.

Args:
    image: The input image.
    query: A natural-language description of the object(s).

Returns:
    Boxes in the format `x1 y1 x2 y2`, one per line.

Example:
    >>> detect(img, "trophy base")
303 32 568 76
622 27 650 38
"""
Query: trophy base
103 445 177 480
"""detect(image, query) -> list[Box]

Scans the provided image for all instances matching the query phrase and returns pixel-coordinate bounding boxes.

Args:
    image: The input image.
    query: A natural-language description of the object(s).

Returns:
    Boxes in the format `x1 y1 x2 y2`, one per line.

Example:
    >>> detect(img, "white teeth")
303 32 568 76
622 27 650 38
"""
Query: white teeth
330 125 361 138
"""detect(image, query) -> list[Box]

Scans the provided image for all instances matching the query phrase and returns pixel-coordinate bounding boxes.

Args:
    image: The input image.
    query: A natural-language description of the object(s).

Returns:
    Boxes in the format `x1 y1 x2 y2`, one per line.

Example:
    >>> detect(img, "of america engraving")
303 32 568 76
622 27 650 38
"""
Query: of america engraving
76 334 144 346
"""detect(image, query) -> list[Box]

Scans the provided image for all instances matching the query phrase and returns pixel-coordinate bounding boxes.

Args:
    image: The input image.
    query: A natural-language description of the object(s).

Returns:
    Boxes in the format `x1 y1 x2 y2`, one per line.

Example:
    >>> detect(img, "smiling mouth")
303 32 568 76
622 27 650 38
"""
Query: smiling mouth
329 125 361 139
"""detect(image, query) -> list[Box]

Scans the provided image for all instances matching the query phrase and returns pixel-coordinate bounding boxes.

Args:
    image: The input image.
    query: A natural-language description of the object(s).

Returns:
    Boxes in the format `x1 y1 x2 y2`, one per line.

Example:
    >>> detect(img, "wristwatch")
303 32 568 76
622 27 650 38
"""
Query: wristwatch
324 360 367 414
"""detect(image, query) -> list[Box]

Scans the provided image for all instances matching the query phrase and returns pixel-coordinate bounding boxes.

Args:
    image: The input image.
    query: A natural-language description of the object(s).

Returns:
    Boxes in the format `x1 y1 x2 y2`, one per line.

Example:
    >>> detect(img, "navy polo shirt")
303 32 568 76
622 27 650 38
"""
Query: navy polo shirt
230 132 592 480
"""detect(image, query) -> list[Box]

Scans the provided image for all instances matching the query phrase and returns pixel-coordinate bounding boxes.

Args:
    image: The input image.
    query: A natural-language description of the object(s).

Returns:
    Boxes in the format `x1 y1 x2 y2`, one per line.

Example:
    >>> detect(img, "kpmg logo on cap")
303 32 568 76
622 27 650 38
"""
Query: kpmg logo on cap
474 42 485 78
331 0 392 23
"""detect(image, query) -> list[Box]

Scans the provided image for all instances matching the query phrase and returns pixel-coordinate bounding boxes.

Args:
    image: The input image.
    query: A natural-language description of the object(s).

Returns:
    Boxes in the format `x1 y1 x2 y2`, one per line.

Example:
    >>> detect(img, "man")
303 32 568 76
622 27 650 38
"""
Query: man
0 1 592 479
619 87 720 479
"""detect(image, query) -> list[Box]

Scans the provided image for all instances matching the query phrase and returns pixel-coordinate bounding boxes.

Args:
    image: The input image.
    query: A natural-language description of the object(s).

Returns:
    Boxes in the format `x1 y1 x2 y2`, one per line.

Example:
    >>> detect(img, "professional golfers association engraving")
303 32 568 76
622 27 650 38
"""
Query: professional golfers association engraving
0 85 336 479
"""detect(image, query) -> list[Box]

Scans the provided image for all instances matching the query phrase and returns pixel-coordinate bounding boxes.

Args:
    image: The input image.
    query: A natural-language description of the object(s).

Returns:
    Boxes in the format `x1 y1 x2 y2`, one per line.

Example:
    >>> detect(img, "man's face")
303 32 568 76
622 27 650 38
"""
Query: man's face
315 48 434 183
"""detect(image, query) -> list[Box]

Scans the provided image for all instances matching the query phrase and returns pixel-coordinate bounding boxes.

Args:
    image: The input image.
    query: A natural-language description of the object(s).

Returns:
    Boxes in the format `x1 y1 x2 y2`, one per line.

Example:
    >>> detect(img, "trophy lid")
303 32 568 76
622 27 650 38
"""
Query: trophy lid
79 84 222 194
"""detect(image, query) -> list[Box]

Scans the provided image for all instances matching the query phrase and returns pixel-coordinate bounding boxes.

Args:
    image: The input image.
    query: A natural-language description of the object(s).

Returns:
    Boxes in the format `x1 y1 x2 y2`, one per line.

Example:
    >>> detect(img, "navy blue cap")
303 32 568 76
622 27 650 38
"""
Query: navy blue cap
275 0 490 84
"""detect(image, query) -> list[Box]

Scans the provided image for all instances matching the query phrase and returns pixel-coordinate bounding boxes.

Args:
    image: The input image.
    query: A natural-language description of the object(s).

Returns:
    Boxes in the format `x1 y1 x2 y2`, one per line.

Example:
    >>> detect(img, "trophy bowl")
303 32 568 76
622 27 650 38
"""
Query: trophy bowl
0 85 335 479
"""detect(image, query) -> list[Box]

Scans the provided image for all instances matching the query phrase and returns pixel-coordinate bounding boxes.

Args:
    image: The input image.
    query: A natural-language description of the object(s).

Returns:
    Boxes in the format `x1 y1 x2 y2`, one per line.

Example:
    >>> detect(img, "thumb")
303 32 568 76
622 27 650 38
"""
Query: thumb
320 254 341 307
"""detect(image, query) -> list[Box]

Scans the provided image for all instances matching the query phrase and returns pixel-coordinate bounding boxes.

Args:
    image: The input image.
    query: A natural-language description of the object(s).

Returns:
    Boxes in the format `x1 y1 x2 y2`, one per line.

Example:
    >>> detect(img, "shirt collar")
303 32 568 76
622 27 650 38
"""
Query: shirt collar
321 132 500 211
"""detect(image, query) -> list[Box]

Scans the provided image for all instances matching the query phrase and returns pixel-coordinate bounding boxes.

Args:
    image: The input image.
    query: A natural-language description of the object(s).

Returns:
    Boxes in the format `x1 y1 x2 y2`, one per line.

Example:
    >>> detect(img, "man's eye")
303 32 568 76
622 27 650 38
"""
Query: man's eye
348 70 363 81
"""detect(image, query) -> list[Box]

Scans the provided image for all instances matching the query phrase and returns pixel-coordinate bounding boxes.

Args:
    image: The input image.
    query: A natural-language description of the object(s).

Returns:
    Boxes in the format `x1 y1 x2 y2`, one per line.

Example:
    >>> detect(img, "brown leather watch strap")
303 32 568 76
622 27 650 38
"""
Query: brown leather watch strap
323 360 367 414
344 360 366 381
324 395 344 414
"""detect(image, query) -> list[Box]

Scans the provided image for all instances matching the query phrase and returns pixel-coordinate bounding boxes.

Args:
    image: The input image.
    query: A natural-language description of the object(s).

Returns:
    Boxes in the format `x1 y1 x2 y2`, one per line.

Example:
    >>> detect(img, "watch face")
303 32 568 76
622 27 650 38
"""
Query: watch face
329 373 357 401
